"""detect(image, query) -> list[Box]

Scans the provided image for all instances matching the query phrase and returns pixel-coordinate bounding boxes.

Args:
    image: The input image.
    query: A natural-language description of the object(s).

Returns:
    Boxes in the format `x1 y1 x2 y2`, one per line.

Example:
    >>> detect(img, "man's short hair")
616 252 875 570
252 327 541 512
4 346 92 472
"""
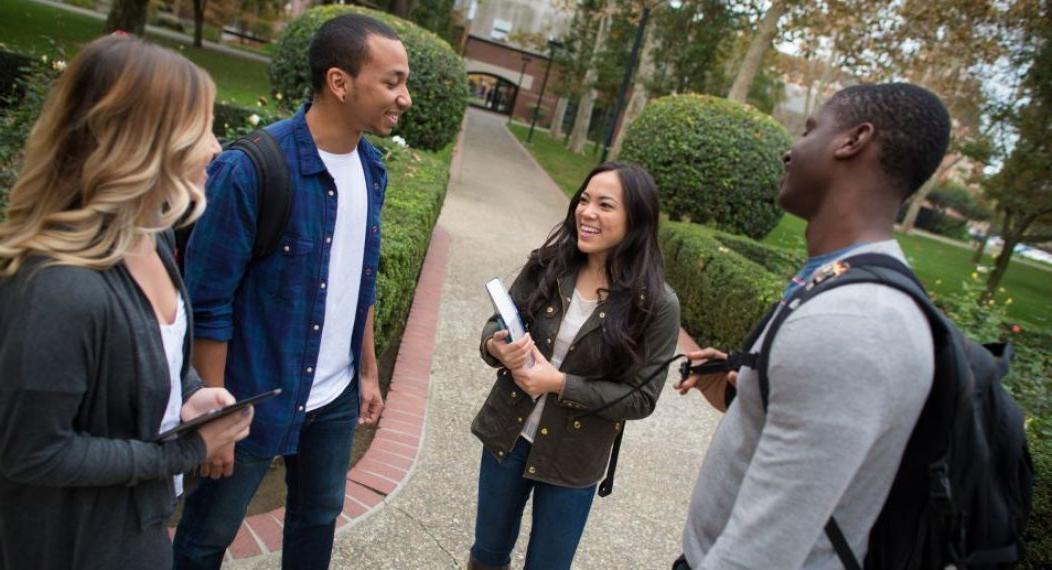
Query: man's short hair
826 83 951 197
309 14 401 91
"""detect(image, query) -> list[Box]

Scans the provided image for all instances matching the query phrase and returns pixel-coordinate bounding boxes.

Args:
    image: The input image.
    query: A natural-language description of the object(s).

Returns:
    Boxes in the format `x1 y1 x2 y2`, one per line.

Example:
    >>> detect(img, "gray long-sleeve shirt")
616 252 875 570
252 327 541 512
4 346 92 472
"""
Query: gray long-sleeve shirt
682 240 934 569
0 232 206 569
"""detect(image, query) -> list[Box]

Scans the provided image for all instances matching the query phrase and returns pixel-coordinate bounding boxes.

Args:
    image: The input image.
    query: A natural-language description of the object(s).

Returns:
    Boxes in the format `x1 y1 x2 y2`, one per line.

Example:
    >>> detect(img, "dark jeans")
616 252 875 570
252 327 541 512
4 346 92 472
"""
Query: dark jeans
471 438 597 570
172 381 359 570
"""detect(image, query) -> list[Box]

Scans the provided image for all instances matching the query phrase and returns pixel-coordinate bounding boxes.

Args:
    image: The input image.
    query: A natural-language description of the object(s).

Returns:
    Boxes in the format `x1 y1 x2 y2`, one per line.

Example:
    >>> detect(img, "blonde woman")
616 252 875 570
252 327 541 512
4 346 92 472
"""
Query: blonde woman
0 36 252 569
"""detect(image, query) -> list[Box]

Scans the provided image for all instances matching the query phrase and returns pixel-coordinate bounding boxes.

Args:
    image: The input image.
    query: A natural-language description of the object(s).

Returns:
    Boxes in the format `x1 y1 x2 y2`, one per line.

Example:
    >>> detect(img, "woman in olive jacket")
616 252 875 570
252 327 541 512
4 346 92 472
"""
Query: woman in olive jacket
469 162 680 570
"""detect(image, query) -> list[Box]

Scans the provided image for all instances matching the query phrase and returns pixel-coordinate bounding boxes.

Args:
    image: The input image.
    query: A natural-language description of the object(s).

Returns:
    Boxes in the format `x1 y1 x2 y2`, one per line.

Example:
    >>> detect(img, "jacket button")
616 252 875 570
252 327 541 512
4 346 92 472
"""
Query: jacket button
320 282 326 289
373 182 380 190
599 312 606 319
569 345 575 351
528 466 536 474
283 245 291 253
517 417 523 423
546 338 552 345
328 190 335 197
614 422 621 431
546 306 554 314
573 421 582 429
306 367 313 374
540 428 549 435
511 391 518 398
497 450 504 457
365 268 372 276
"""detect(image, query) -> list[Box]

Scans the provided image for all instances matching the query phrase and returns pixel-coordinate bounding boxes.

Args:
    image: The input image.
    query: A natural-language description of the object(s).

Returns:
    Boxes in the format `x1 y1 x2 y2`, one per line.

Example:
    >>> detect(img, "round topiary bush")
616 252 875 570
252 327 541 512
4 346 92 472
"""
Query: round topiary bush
619 94 793 239
270 5 468 151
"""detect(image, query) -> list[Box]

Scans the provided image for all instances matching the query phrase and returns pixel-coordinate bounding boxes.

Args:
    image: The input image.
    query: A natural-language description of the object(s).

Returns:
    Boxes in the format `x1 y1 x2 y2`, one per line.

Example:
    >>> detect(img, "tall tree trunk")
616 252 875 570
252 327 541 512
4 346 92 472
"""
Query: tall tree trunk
900 154 962 233
985 219 1023 298
550 96 569 137
569 4 611 153
105 0 150 36
727 0 785 102
193 0 206 47
610 17 657 160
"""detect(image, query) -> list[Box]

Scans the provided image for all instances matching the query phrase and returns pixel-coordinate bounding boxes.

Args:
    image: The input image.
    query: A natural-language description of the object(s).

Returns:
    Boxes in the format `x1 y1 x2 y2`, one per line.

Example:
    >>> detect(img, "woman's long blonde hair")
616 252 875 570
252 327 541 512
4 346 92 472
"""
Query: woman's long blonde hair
0 35 216 276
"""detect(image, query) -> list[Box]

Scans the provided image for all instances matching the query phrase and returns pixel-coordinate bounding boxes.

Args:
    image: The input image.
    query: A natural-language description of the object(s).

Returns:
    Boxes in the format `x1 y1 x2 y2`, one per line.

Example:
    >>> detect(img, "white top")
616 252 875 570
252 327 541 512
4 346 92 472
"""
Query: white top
682 240 934 569
521 289 598 442
310 148 369 411
159 295 187 496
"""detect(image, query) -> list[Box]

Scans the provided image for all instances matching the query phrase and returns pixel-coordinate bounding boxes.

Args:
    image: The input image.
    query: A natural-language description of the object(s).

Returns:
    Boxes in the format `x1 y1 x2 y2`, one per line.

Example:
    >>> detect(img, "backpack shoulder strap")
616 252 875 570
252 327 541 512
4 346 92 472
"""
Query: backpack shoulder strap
754 253 946 411
227 130 292 260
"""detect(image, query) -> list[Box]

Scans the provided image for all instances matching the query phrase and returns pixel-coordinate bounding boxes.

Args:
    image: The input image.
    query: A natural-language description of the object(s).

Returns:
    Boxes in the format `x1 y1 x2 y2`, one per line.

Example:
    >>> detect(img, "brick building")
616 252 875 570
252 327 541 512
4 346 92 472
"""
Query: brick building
462 35 562 127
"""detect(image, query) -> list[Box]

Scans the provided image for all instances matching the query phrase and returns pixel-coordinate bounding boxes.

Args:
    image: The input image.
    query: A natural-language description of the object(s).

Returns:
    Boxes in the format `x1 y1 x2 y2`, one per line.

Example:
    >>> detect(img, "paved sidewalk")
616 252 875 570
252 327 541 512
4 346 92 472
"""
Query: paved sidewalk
233 108 722 569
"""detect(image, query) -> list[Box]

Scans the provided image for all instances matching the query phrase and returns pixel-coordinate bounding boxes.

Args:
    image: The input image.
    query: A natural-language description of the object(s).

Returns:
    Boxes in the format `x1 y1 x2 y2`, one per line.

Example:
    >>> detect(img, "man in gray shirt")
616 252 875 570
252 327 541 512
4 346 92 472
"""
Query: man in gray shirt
676 83 952 569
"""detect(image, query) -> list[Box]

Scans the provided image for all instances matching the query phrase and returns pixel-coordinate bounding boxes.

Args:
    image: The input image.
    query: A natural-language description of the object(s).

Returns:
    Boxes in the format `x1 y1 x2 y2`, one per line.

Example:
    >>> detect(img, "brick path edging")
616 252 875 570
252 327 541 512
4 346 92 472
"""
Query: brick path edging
168 225 451 562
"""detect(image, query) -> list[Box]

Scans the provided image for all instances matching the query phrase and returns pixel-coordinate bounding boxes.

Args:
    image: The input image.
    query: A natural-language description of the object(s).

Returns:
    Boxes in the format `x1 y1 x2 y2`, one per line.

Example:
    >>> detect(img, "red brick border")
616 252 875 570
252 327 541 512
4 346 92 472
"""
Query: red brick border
204 225 451 562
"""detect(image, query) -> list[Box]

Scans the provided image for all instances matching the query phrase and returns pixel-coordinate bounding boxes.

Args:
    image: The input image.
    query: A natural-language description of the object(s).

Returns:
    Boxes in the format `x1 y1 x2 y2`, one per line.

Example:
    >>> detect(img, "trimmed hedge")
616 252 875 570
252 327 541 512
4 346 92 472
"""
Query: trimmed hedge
660 220 783 349
620 94 793 240
269 5 468 151
371 136 452 354
711 229 805 279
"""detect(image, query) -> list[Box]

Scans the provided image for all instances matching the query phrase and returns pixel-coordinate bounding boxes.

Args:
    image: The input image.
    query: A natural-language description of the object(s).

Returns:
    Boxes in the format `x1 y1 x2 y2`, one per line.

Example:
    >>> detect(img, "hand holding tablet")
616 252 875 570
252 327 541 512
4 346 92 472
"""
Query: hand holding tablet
154 388 281 443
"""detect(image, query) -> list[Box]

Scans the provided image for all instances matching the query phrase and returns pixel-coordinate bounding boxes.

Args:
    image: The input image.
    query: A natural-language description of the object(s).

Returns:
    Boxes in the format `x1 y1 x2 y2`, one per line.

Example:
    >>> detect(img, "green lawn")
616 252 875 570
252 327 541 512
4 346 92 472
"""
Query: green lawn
1 0 270 107
507 122 599 197
506 121 1052 333
763 214 1052 332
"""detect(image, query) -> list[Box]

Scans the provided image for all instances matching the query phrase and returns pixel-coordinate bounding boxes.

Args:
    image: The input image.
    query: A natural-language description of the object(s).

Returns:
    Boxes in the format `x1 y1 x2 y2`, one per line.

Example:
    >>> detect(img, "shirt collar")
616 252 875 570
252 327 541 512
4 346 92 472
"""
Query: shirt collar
292 102 386 178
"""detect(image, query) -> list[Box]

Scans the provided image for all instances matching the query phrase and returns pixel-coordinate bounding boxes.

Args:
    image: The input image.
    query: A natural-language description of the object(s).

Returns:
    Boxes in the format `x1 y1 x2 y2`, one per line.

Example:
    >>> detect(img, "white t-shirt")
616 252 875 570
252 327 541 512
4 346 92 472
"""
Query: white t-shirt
521 289 598 442
159 296 187 496
309 148 368 411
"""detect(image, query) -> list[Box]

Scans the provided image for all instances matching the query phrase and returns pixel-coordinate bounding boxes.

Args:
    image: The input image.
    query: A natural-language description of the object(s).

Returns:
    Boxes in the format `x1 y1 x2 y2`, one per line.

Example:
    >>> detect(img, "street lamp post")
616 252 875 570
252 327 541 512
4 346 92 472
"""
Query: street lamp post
598 1 683 162
599 4 651 163
527 39 563 144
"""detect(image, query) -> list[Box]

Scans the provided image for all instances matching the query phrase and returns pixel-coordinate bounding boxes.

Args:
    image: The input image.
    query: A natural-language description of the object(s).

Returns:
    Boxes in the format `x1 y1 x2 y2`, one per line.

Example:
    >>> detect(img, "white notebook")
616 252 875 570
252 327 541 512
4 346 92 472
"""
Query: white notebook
485 278 534 368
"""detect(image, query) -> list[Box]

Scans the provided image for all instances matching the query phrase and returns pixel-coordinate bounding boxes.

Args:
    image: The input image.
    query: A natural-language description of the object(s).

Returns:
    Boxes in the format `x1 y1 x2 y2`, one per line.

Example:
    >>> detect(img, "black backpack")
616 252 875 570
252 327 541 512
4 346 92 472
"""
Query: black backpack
729 252 1033 569
175 129 291 271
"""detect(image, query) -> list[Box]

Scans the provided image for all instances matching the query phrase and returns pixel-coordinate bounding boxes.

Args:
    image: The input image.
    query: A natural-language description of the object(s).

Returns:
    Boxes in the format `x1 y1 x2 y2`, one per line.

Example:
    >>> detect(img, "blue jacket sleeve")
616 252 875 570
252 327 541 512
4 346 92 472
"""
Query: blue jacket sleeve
184 151 259 341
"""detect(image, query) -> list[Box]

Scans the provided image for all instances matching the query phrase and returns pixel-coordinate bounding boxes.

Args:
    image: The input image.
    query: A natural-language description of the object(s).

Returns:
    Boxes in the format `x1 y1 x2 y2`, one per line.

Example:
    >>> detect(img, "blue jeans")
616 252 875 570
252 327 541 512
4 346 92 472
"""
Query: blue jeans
172 381 358 570
471 438 597 570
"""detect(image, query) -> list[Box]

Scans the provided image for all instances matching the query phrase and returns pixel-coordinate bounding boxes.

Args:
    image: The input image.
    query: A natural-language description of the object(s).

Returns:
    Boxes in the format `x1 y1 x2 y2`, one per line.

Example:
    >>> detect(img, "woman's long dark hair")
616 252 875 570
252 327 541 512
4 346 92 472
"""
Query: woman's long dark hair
518 162 665 381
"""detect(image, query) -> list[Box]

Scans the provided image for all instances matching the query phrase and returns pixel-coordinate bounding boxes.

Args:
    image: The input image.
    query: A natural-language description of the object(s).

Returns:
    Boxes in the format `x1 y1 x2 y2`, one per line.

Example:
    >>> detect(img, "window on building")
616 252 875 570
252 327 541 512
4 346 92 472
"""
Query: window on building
490 18 512 41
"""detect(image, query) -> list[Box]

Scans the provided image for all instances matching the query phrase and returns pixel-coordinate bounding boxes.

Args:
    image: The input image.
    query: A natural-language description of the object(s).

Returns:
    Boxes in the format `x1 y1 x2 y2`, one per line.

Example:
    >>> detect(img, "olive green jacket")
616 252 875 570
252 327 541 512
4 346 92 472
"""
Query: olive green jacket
471 271 680 487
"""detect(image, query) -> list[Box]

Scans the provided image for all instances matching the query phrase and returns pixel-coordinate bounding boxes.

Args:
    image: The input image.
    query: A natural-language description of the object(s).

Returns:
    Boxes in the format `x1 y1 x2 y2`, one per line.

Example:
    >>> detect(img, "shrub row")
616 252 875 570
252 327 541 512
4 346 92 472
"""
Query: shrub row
370 136 452 354
270 4 468 151
659 220 783 349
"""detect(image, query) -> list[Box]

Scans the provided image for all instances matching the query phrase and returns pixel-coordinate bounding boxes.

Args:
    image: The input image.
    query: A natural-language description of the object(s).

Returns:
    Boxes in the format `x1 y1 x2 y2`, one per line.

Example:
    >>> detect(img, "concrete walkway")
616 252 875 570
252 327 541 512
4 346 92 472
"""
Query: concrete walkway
233 107 723 569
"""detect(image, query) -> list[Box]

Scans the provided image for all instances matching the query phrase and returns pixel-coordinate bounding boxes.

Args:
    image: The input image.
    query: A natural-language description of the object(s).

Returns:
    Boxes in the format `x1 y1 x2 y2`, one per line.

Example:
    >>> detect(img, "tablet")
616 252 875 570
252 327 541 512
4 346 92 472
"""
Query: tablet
152 388 281 443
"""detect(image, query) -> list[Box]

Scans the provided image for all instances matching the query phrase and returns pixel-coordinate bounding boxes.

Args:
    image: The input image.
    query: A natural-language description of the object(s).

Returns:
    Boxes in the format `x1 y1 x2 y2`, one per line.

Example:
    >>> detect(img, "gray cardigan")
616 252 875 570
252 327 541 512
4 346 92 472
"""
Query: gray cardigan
0 231 207 569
